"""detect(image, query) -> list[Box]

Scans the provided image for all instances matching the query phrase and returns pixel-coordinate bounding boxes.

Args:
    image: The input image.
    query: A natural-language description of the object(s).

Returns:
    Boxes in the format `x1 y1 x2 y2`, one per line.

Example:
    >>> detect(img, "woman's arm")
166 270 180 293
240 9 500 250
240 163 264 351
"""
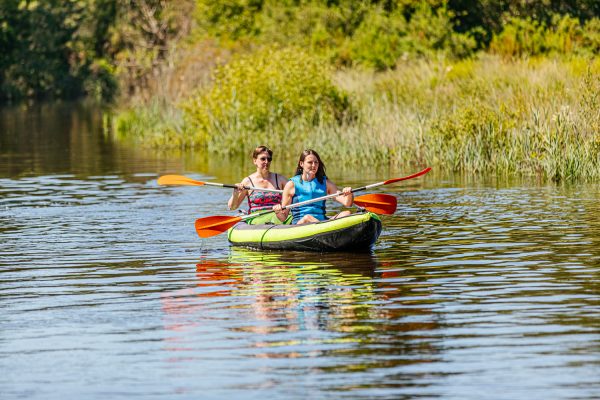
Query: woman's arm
327 180 353 207
273 180 294 221
227 178 250 210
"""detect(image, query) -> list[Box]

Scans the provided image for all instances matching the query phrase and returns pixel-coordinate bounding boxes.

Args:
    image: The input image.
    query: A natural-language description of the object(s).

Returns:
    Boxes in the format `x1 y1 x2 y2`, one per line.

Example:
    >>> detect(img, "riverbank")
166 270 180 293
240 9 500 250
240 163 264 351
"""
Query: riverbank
111 54 600 182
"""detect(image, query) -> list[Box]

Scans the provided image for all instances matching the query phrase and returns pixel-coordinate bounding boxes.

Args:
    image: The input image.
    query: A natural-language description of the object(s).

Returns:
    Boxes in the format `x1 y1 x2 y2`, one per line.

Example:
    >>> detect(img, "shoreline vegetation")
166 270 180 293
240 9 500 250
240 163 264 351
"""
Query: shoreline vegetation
2 1 599 181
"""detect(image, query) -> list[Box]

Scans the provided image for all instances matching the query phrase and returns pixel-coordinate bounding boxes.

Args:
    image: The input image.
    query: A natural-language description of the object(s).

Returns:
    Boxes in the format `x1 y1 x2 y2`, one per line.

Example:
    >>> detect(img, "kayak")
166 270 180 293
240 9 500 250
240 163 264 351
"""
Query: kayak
227 212 382 252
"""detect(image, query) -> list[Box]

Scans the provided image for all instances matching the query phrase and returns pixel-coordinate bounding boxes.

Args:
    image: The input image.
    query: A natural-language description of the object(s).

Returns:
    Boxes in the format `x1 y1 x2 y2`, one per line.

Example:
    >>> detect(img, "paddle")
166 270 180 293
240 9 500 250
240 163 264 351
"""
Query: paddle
194 167 431 238
353 167 432 191
353 193 398 215
157 175 283 193
195 193 399 238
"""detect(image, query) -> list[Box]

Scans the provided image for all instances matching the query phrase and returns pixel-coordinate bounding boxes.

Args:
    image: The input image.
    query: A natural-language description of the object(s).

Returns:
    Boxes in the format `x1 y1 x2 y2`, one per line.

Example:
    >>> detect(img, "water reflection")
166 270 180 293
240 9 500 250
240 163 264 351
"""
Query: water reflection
160 249 445 392
162 251 380 335
0 102 185 178
227 250 379 335
2 103 600 399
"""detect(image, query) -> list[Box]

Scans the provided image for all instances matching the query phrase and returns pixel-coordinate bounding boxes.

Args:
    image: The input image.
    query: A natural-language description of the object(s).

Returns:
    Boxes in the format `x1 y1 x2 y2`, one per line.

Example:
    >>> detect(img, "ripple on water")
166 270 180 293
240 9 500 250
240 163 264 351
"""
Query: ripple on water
1 175 600 399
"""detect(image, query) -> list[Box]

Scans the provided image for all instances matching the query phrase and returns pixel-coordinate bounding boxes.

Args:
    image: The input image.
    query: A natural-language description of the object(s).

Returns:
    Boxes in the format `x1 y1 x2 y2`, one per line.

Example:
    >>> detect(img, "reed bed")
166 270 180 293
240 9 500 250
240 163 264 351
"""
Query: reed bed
112 54 600 182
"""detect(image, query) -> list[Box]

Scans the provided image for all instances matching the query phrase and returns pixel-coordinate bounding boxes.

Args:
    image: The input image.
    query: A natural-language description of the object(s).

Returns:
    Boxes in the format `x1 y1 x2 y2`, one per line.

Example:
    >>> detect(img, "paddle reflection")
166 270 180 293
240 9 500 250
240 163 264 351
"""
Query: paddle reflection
226 249 379 334
160 249 442 379
160 251 380 341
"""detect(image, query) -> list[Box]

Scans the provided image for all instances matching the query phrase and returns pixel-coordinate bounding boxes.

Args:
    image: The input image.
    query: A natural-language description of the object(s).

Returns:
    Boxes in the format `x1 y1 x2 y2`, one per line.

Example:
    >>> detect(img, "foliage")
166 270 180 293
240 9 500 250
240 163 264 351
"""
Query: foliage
110 0 195 102
0 0 193 103
191 0 598 67
349 3 476 69
194 0 263 40
490 14 600 57
112 100 189 147
181 46 349 152
347 7 410 69
447 0 600 46
193 0 478 67
582 18 600 53
2 0 600 102
0 0 117 102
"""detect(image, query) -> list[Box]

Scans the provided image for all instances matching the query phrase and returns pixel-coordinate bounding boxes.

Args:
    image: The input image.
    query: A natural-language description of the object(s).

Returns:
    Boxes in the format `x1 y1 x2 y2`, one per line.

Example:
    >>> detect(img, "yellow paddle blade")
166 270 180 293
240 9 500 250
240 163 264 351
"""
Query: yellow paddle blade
158 175 205 186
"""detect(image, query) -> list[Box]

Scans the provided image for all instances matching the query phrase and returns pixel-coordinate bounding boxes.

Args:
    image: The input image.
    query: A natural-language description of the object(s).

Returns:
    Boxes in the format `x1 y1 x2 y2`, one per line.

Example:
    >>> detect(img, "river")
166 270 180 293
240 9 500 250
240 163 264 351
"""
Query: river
1 103 599 399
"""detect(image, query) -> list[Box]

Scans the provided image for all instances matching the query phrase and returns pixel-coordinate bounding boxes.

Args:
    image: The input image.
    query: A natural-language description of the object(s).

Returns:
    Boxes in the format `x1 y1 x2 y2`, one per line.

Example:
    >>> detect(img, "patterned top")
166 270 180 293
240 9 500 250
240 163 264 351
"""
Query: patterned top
246 175 283 213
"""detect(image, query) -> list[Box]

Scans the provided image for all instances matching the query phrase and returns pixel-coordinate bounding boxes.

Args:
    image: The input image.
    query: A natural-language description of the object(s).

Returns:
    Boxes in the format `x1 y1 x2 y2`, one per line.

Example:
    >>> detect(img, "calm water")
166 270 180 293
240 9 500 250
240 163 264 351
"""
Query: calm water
1 103 599 399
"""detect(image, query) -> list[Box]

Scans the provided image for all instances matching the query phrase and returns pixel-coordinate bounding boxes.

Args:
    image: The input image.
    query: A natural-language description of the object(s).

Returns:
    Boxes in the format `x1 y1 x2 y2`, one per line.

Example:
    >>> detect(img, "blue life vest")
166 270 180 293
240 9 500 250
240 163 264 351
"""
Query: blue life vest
290 175 327 224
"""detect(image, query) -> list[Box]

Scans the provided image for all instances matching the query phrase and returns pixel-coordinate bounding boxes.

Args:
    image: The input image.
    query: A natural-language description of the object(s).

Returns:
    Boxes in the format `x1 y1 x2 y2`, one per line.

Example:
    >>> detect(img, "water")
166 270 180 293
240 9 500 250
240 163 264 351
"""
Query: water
1 103 599 399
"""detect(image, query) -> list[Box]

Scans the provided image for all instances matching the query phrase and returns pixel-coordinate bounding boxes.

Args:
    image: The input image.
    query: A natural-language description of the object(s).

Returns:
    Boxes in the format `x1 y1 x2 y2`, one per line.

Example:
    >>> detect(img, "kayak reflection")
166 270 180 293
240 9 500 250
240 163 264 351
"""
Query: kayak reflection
228 248 379 275
197 248 380 334
160 249 442 378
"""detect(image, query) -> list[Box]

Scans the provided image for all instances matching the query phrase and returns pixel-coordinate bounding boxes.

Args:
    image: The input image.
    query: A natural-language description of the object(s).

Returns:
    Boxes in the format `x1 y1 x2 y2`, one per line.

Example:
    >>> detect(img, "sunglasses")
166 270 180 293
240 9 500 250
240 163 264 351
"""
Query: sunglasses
258 157 272 162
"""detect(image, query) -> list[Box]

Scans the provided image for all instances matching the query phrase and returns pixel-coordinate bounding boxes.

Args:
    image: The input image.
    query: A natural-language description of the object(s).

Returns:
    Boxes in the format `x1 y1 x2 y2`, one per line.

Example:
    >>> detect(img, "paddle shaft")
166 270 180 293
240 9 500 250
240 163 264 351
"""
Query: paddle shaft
241 188 362 221
195 168 430 237
157 175 282 193
236 187 370 222
204 181 282 193
237 167 431 221
352 167 432 191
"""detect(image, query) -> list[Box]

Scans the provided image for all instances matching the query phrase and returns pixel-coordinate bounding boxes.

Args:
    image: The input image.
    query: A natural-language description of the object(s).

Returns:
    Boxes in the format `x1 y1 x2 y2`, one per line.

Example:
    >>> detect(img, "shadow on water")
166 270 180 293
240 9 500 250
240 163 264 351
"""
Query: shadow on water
0 102 183 178
0 102 330 186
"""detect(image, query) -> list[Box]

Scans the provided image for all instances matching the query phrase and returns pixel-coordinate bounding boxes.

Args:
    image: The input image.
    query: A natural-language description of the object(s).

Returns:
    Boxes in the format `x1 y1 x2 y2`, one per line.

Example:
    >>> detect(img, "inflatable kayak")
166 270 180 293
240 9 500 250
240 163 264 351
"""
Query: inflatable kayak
227 212 382 252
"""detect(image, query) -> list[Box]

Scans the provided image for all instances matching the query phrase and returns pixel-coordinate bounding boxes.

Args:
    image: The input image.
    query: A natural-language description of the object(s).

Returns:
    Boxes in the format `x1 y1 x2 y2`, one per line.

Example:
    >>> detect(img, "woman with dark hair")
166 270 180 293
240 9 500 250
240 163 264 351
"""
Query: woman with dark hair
273 149 353 224
228 145 288 224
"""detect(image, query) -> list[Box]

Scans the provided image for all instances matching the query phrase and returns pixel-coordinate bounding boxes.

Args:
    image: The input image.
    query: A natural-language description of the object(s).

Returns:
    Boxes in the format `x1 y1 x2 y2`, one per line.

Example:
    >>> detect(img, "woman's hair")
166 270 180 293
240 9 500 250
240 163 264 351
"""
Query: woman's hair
252 145 273 159
294 149 326 183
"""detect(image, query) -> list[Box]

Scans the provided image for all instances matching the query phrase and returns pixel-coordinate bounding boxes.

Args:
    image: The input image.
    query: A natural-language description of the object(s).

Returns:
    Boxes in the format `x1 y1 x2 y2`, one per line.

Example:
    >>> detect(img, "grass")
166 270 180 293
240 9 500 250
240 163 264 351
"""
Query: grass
111 53 600 182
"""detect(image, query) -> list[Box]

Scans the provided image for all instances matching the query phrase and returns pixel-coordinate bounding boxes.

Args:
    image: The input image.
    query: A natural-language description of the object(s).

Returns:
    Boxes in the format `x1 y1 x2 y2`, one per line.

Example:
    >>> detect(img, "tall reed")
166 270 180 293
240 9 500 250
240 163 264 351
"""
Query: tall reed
112 54 600 181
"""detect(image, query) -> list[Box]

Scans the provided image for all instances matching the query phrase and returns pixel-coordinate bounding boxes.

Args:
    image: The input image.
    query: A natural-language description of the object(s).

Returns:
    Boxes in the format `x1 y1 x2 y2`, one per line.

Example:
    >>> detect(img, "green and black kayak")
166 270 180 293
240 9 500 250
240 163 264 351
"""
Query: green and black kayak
227 212 382 252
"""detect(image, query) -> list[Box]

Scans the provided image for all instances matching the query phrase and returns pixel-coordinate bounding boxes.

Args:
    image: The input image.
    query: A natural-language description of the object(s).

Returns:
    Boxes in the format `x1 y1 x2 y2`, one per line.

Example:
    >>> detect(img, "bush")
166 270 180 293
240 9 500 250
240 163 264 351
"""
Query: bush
348 3 476 70
182 46 350 152
491 14 600 58
582 18 600 54
348 8 410 70
113 100 189 148
84 59 118 102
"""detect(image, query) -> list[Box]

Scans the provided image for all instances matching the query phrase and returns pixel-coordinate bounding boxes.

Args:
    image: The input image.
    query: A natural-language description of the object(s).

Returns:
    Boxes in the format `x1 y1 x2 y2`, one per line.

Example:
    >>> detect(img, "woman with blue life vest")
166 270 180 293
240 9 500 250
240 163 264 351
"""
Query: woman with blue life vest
228 145 288 224
273 149 353 224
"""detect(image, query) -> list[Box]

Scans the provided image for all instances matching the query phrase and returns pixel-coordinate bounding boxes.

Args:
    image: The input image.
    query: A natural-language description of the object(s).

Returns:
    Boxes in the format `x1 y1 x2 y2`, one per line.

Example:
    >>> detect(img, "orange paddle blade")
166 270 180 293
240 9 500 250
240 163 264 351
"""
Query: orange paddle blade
158 175 205 186
195 215 243 238
354 194 397 215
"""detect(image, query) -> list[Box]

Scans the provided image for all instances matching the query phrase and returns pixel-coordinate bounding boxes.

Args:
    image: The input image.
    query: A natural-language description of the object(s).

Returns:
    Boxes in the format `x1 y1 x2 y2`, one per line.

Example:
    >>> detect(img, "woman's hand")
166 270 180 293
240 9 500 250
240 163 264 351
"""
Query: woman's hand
228 183 246 210
273 203 289 222
334 186 353 208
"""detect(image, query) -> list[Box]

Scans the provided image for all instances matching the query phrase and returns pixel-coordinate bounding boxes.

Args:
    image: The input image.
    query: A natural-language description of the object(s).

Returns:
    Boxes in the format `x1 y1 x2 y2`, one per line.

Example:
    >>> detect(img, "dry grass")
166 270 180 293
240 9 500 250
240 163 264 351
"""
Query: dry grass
113 54 600 181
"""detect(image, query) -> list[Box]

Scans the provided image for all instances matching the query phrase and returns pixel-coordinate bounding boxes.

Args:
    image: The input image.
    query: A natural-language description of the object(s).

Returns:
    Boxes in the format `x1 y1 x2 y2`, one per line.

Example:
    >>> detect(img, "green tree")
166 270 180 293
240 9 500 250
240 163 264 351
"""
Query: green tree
0 0 118 102
447 0 600 46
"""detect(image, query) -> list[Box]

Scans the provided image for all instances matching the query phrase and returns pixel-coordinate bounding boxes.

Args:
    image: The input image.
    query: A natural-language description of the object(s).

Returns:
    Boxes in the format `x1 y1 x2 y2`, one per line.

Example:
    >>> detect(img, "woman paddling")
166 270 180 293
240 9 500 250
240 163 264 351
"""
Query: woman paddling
273 149 353 224
228 145 288 224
